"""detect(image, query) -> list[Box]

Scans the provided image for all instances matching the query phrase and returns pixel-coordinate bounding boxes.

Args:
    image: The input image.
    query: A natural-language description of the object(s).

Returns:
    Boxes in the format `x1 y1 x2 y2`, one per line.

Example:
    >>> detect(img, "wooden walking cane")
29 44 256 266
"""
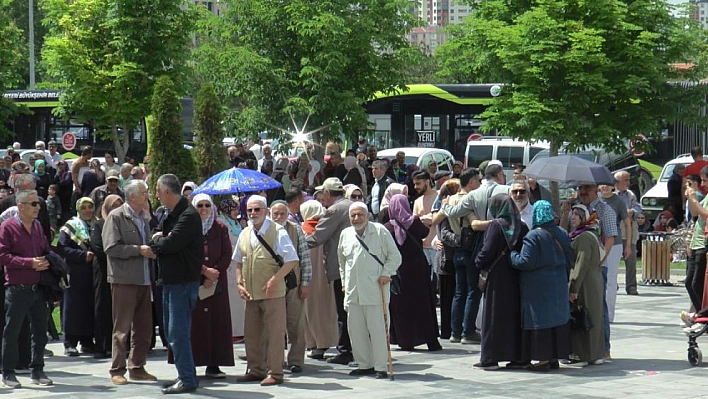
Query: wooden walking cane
379 283 395 381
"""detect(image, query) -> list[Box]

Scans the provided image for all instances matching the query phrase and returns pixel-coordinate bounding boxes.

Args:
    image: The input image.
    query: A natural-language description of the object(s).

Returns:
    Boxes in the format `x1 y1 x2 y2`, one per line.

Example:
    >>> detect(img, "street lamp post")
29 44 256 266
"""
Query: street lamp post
29 0 35 89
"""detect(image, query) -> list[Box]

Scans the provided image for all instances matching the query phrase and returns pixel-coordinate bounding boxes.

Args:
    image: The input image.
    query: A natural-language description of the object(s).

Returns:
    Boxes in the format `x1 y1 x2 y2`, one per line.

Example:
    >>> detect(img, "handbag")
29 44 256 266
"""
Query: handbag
459 186 495 252
355 235 401 295
570 302 593 331
477 248 507 292
254 232 298 291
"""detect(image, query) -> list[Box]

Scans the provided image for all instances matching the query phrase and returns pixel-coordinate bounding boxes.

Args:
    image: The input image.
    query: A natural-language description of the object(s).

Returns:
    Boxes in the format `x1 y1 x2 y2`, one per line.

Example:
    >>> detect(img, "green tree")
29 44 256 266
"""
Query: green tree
193 83 226 182
148 76 196 196
193 0 420 145
40 0 195 161
435 0 708 155
0 0 25 138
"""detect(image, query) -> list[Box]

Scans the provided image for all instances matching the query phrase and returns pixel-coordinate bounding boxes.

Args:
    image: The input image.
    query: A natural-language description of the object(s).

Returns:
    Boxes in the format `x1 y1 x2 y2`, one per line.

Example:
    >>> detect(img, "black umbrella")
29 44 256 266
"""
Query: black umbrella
525 155 615 185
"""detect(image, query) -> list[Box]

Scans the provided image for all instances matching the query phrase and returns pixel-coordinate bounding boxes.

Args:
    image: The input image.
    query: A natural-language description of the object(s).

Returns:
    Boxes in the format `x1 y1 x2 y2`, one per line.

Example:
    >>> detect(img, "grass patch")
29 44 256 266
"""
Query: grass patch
620 258 686 270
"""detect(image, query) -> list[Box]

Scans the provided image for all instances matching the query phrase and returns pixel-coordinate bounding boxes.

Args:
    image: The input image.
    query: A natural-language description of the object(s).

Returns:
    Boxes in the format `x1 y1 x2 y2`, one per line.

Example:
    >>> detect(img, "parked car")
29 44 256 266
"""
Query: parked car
464 137 550 181
640 154 692 222
530 146 655 202
378 147 455 173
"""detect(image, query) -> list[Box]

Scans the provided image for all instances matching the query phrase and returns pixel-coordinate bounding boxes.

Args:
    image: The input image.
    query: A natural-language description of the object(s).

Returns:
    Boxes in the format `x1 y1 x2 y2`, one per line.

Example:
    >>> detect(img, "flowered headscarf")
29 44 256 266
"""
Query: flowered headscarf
218 198 241 238
488 193 522 249
60 197 95 249
218 198 239 215
532 199 555 228
192 193 216 235
569 203 599 240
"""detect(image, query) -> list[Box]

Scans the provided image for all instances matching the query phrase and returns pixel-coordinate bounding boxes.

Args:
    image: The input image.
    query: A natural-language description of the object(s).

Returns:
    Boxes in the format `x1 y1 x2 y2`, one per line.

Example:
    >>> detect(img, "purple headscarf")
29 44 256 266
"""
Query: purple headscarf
387 194 416 246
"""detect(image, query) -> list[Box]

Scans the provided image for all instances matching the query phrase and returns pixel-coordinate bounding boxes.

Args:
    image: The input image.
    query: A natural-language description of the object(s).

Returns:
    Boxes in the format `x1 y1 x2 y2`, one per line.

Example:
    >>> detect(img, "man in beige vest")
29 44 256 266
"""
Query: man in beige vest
233 195 298 386
270 200 312 373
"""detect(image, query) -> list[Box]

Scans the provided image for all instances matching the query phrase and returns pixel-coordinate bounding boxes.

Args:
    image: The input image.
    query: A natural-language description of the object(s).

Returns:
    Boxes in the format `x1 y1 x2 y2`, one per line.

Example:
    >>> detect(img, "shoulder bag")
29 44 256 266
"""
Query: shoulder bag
355 234 401 295
255 232 298 291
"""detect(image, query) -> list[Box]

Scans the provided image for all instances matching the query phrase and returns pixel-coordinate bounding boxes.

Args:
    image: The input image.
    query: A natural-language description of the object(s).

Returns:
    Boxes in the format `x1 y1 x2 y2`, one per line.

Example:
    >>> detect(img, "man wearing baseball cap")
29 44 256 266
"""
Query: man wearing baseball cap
306 178 355 364
89 170 125 217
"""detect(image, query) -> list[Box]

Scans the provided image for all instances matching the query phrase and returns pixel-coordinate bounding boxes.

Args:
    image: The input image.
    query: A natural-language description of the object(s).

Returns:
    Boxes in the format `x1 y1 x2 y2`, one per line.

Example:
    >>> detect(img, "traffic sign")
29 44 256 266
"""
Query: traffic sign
467 133 483 142
629 134 647 157
62 132 76 151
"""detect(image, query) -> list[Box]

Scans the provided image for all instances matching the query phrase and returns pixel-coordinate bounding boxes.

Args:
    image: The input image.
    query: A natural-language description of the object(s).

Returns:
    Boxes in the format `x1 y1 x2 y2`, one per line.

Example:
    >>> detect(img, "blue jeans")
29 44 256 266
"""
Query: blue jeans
450 250 482 338
2 286 47 374
163 282 199 387
602 266 610 353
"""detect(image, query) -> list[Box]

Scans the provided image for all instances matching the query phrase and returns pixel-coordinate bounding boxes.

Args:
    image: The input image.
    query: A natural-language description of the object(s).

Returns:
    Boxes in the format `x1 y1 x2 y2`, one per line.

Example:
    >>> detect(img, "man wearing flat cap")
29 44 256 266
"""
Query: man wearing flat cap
306 177 354 364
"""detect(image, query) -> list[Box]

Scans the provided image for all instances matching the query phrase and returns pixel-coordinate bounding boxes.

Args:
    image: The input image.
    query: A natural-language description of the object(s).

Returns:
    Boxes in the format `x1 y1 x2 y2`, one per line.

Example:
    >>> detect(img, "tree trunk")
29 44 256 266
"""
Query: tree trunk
112 123 128 163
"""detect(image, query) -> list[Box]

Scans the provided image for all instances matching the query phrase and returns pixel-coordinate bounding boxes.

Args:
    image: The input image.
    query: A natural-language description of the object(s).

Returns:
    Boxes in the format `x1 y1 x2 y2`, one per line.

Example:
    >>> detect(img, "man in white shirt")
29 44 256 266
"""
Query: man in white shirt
338 202 401 379
511 179 534 229
233 195 299 386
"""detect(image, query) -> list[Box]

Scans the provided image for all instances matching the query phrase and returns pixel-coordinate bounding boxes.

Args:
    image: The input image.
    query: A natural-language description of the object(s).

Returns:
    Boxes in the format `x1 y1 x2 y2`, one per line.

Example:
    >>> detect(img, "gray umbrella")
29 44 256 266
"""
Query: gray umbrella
524 155 615 185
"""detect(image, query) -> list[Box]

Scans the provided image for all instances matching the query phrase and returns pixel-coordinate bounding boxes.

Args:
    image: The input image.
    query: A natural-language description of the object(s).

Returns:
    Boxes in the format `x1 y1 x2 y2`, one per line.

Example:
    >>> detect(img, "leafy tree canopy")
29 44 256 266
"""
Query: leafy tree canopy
40 0 195 161
436 0 708 154
193 0 420 146
0 0 26 139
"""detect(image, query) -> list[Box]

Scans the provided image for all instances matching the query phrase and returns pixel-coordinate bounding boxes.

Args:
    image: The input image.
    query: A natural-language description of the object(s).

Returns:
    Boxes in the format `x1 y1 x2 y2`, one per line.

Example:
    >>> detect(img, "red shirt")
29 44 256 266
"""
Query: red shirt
685 160 708 194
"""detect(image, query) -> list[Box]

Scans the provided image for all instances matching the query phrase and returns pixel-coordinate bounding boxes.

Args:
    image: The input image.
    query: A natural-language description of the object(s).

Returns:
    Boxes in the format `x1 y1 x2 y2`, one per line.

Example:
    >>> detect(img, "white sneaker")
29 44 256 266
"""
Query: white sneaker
589 359 604 365
683 323 706 334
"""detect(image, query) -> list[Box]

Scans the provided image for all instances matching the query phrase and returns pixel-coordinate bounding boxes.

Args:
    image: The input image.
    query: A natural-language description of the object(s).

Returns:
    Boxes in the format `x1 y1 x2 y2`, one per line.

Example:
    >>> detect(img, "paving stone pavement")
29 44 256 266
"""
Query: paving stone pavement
2 277 705 398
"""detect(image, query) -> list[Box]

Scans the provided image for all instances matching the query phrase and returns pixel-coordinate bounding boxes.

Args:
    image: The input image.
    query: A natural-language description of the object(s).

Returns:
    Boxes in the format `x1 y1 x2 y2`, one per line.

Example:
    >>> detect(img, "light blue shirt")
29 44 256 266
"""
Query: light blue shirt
125 203 151 286
371 180 381 215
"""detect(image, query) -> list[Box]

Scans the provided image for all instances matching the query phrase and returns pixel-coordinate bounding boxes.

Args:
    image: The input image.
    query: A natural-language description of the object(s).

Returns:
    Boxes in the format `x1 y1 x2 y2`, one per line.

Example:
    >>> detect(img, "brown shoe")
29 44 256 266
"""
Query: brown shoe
129 368 157 381
260 376 283 386
236 373 263 383
111 375 128 385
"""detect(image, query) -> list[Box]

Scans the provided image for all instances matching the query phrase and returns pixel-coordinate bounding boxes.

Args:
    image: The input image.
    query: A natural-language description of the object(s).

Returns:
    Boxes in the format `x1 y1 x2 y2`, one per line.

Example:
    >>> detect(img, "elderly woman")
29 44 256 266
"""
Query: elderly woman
34 160 52 199
384 194 441 351
217 198 245 341
90 194 124 359
301 200 339 359
510 200 573 371
474 194 526 370
567 204 605 366
377 183 408 224
58 197 98 356
172 194 234 378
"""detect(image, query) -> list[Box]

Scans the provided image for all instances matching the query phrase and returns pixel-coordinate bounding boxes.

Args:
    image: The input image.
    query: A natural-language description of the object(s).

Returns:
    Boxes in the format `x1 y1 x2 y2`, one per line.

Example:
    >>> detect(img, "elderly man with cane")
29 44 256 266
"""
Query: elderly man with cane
337 202 401 380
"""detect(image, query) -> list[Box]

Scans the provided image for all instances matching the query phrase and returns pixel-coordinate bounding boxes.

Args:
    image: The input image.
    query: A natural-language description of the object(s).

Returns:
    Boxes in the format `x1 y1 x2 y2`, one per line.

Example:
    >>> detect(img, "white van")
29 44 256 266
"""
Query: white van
464 137 549 180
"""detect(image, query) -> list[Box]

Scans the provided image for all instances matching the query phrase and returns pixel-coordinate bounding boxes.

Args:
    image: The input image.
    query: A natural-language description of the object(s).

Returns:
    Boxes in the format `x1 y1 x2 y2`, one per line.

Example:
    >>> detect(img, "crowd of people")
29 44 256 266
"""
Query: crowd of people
0 137 653 394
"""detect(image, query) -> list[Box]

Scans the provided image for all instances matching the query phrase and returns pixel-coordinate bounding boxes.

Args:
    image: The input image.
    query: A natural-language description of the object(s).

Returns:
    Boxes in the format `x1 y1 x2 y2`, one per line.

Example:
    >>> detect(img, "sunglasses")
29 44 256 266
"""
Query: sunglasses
197 203 211 208
21 201 40 207
247 207 262 213
511 189 527 195
351 195 363 200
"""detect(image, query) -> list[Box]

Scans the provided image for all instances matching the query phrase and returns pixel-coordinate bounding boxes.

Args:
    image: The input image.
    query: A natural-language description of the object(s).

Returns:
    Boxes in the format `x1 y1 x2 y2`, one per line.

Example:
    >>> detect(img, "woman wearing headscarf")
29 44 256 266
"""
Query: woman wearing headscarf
377 183 409 225
300 200 339 359
172 194 234 378
89 194 124 359
345 185 365 203
384 194 442 351
567 204 605 366
58 197 98 356
217 198 245 341
653 210 673 232
54 160 73 222
474 194 527 370
268 158 291 203
343 155 367 198
181 181 197 200
510 200 573 371
34 159 52 199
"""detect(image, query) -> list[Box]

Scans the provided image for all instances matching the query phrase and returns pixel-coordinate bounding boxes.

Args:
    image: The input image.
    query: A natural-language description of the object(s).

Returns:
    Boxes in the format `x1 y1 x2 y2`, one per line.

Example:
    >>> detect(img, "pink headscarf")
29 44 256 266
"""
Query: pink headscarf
387 194 415 246
380 183 408 210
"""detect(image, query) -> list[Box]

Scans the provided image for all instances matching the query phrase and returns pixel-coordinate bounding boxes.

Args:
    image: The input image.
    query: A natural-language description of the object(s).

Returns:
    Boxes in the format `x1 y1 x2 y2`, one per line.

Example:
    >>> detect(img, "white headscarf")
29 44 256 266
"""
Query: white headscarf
192 193 215 235
308 160 321 187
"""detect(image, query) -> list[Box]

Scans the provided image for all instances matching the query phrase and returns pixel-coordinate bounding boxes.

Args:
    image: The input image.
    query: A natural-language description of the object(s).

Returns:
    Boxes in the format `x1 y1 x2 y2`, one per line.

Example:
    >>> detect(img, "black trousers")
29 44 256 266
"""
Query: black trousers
439 272 456 340
0 284 31 369
333 279 352 353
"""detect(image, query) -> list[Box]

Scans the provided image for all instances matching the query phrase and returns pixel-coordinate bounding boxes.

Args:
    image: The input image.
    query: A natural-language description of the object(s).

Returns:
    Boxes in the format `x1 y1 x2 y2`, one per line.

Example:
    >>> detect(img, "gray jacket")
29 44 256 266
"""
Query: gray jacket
306 196 353 282
102 204 153 285
442 181 511 220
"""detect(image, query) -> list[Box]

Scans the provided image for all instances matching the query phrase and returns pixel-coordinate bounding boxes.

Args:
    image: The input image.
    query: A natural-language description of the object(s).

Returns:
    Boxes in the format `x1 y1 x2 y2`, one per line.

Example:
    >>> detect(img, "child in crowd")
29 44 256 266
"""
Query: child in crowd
47 184 62 234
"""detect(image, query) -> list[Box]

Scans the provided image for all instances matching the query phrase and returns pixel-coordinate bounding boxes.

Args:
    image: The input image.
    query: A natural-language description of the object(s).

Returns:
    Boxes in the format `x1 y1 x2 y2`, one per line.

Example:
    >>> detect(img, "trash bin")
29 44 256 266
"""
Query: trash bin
641 233 672 286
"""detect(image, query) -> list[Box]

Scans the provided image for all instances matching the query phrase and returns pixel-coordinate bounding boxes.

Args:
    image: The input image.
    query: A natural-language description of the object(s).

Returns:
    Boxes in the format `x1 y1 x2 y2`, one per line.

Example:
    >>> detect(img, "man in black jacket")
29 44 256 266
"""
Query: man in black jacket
151 174 203 394
368 160 394 221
